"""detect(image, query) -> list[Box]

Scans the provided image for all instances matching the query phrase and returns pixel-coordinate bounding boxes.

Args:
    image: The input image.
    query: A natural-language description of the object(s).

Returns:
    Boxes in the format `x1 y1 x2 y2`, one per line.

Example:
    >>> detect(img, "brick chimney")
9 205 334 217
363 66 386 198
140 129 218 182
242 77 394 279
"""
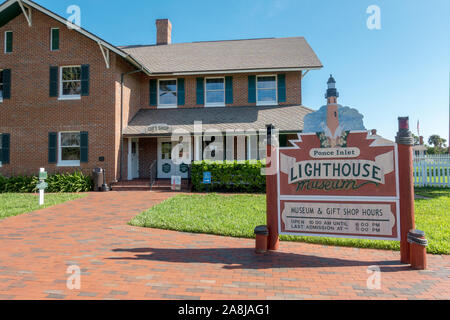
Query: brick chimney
419 136 424 145
156 19 172 45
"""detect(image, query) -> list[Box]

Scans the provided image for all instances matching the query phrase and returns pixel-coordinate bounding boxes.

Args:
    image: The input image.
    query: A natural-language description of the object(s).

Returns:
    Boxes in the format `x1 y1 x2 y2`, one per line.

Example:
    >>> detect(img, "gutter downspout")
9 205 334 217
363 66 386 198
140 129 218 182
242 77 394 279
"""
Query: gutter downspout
120 68 144 182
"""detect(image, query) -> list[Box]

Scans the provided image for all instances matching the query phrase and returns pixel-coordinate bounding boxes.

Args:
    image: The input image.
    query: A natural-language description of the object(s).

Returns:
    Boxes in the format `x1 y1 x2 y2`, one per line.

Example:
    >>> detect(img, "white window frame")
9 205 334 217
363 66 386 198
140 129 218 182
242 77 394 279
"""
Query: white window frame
50 28 59 51
0 69 3 103
256 74 278 106
205 77 225 107
59 65 82 100
4 31 12 54
58 131 81 167
157 78 177 108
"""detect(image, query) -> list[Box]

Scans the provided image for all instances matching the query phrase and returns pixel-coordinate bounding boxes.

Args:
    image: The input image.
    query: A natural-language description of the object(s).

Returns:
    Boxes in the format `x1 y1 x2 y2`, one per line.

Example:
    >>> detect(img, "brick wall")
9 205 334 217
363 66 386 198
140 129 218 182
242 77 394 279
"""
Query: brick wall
0 10 122 184
140 72 302 109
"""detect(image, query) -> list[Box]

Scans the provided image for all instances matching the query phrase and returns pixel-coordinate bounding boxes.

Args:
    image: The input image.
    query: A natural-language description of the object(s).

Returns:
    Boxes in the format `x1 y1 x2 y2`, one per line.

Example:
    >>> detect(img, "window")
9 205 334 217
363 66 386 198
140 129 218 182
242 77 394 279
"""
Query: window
158 79 177 107
0 133 2 166
257 75 277 106
58 132 81 166
161 142 172 160
51 28 59 51
205 78 225 107
60 66 81 99
0 70 3 102
4 31 12 53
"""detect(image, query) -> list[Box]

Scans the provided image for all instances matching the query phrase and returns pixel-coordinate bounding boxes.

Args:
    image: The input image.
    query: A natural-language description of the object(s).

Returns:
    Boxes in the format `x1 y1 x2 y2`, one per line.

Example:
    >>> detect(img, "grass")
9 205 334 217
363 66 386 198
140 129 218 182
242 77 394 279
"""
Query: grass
130 188 450 255
0 193 86 220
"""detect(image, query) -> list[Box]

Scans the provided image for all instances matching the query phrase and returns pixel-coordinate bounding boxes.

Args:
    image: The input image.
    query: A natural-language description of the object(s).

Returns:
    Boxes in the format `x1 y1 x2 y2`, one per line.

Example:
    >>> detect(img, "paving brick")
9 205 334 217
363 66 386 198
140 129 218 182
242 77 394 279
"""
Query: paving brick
0 191 448 300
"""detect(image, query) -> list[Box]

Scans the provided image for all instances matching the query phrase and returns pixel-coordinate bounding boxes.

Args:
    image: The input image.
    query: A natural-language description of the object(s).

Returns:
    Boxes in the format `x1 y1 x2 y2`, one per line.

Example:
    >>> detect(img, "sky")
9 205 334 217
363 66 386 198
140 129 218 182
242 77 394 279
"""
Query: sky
38 0 450 143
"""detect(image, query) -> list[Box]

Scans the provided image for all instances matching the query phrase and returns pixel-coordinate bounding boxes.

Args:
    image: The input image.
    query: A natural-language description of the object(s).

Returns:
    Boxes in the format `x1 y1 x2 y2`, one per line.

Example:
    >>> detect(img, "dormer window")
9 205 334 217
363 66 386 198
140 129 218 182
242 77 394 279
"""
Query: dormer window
256 75 277 106
158 79 177 108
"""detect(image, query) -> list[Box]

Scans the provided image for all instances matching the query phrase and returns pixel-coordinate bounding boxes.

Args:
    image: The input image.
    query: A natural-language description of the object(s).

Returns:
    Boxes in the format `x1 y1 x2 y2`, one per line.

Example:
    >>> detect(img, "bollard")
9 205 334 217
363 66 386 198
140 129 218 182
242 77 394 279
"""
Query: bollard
407 229 428 270
254 225 269 254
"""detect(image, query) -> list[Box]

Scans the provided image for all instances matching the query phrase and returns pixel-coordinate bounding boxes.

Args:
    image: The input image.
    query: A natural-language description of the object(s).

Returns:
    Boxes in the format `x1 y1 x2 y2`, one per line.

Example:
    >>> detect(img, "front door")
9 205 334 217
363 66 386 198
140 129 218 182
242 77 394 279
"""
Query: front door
128 138 139 180
157 138 190 179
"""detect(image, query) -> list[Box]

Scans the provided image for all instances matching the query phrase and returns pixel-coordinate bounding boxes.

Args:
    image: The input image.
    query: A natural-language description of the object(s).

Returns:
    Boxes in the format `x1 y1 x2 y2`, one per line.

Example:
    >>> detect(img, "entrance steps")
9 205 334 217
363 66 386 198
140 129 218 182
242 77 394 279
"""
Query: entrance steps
111 179 190 192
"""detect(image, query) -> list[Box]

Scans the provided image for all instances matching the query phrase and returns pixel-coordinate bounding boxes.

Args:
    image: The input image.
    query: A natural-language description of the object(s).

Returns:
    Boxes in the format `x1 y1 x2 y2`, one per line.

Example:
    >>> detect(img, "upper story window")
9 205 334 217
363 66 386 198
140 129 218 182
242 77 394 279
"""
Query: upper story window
59 132 81 166
257 75 277 106
205 78 225 107
60 66 81 100
51 28 59 51
158 79 177 108
4 31 12 53
0 70 3 102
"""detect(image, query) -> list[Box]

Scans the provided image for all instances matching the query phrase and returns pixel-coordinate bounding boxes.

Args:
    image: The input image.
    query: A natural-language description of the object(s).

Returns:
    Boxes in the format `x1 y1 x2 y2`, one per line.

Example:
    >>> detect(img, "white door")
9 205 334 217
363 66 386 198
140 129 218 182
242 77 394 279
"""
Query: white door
157 138 190 179
128 138 139 180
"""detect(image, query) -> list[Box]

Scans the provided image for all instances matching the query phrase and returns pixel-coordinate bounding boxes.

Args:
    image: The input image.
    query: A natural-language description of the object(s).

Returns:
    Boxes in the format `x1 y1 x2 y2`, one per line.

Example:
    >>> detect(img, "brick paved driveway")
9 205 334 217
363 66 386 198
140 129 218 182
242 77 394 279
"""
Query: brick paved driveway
0 191 448 300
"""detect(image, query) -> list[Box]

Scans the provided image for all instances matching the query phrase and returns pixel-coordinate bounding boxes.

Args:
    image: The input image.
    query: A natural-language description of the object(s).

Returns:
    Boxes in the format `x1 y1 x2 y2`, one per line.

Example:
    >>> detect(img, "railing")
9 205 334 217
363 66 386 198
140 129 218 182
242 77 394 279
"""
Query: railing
413 154 450 188
149 160 157 189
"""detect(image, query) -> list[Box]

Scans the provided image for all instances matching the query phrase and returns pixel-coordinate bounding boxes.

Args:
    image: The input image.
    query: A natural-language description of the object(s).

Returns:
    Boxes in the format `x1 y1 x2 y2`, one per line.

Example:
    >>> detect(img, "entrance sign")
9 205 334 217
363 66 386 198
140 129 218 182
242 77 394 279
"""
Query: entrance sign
263 76 425 269
278 131 400 240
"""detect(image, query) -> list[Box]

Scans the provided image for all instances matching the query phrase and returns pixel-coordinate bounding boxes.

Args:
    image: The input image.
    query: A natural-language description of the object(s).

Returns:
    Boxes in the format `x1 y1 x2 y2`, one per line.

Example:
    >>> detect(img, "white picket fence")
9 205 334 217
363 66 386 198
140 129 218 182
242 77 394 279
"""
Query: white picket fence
413 154 450 188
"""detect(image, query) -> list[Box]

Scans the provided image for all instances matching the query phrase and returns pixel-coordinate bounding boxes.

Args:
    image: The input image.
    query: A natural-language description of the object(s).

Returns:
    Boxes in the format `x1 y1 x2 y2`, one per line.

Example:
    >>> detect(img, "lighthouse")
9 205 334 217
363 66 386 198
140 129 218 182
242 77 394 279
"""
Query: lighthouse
325 75 340 136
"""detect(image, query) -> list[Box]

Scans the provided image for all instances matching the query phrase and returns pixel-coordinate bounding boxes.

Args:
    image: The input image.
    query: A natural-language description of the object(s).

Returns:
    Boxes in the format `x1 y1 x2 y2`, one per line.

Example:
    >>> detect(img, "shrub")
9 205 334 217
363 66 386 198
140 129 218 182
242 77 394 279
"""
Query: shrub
0 171 93 193
191 160 266 193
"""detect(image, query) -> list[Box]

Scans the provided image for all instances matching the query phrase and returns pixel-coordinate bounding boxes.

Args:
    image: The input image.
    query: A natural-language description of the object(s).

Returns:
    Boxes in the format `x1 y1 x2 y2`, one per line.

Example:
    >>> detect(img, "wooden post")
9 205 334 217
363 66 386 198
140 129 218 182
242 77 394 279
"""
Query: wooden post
396 117 416 264
266 124 279 251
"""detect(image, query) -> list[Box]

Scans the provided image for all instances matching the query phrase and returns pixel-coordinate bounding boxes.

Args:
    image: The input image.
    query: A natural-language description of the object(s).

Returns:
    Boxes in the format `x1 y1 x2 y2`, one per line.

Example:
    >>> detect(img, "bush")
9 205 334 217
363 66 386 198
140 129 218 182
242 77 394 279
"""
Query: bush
0 171 93 193
191 160 266 193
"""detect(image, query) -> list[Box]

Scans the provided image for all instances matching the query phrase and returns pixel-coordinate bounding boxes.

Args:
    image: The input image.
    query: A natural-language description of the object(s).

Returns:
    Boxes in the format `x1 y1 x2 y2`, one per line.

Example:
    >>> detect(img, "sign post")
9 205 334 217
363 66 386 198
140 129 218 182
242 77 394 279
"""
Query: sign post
37 168 48 206
396 117 416 264
266 125 279 251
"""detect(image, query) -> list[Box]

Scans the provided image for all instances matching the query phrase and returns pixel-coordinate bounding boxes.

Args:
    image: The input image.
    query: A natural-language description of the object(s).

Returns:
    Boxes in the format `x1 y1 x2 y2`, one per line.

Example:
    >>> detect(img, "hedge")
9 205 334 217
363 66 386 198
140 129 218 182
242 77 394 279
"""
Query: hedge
191 160 266 193
0 171 93 193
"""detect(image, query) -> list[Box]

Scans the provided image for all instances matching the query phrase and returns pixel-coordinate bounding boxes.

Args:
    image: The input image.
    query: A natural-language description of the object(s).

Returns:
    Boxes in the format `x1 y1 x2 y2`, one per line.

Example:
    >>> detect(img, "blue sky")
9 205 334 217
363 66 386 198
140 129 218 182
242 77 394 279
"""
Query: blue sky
39 0 449 143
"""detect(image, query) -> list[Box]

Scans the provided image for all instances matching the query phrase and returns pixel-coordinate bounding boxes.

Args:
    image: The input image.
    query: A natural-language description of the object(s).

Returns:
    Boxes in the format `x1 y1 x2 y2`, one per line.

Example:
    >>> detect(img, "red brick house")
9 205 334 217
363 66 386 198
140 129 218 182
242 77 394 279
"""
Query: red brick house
0 0 322 187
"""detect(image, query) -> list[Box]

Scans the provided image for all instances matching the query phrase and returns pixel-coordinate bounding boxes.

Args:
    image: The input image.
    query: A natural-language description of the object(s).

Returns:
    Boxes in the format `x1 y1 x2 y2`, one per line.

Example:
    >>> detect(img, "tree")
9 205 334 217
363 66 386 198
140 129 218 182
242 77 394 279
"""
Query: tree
428 135 446 149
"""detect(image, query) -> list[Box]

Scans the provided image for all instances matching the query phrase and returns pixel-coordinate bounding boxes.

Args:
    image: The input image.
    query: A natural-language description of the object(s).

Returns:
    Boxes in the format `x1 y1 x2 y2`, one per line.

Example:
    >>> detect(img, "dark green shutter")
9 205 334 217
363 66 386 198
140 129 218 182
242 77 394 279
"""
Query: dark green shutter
196 77 204 105
278 74 286 103
5 31 12 53
225 76 233 105
49 66 58 97
1 134 10 164
149 79 157 106
48 132 57 163
80 132 88 163
279 134 287 147
2 69 11 99
51 28 59 51
177 78 185 106
248 75 256 103
81 65 90 96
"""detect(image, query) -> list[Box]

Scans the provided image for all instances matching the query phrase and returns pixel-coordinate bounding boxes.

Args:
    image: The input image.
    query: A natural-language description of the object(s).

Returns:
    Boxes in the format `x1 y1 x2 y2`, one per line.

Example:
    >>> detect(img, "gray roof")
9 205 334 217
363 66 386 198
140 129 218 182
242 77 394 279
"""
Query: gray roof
123 105 313 136
121 37 322 74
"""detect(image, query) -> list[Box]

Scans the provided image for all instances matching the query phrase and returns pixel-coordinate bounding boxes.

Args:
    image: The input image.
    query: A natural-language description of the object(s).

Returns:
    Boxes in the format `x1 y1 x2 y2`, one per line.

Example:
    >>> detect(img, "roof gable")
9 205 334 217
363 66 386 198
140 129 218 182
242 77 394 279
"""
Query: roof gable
0 1 21 28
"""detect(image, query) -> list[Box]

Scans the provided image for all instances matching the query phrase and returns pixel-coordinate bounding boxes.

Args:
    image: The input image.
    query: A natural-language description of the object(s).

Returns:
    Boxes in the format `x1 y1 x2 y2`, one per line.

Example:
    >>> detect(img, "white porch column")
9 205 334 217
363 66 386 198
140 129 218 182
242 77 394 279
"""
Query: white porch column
194 135 201 161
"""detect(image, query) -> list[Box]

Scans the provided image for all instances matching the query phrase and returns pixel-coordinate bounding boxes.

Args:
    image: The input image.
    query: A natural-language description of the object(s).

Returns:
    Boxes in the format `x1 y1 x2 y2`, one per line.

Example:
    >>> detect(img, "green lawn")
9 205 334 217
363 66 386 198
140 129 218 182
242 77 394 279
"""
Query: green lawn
130 188 450 255
0 193 86 220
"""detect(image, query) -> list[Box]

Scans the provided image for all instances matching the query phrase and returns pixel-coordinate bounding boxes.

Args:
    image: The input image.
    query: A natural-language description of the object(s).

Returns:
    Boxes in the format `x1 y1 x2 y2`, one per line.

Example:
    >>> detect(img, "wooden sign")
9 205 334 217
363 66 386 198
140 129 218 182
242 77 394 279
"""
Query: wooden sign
277 130 400 240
